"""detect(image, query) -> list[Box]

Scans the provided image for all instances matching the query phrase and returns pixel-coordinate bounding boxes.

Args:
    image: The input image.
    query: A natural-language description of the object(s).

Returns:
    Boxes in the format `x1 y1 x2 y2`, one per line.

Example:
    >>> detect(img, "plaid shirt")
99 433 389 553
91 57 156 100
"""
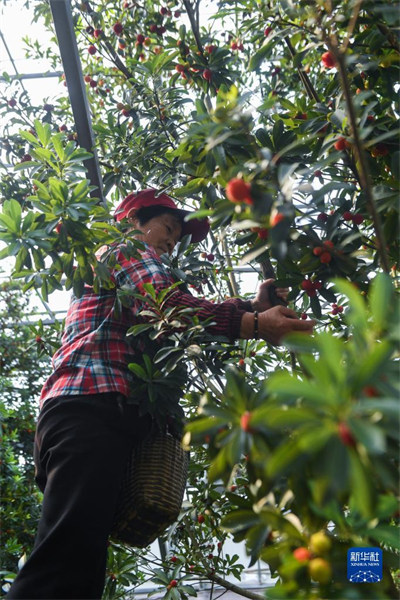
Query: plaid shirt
40 243 252 405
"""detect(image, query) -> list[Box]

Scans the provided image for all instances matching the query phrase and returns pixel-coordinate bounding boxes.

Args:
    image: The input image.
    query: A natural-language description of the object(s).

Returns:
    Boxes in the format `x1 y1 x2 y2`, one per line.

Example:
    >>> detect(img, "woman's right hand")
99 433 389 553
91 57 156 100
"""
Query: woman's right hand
240 306 315 345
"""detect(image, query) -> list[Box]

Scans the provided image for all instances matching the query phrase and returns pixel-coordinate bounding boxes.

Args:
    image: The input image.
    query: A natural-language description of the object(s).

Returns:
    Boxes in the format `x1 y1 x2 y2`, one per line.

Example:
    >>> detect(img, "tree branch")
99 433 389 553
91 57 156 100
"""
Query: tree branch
329 46 390 273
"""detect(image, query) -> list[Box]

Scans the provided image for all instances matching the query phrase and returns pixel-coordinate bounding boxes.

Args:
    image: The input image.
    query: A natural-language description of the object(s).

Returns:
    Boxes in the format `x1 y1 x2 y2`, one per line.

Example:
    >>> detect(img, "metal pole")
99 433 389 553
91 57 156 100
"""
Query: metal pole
49 0 105 206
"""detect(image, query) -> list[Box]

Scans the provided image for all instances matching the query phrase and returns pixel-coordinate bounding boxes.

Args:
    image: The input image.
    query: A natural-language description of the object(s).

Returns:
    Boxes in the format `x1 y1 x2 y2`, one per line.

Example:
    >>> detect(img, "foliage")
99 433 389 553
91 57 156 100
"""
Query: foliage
0 280 53 585
0 0 399 598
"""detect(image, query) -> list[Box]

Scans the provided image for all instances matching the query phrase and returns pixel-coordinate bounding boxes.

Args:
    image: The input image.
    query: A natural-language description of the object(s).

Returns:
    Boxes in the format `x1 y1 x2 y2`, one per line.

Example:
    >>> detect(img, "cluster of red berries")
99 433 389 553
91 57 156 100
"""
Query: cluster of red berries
200 252 215 262
312 240 334 264
293 531 333 584
301 278 322 297
343 211 364 225
231 40 244 51
116 102 131 117
331 303 344 315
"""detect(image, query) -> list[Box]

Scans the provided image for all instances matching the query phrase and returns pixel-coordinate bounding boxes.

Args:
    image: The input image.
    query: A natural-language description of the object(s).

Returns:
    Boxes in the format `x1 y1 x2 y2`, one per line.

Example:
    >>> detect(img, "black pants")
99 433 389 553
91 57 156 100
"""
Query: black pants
6 392 152 600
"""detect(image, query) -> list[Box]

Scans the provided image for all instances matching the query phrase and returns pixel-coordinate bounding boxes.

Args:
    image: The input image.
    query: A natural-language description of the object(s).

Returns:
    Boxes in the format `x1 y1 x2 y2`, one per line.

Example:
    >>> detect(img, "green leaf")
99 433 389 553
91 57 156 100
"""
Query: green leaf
34 119 51 146
220 509 261 533
349 451 374 517
267 372 336 406
369 272 394 332
368 525 400 550
249 43 271 71
349 419 386 454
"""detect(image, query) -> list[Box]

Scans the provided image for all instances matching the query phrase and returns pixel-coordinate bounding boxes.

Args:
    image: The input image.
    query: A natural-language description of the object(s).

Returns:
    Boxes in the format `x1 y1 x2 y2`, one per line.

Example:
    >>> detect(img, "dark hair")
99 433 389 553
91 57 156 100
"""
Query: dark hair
133 205 183 226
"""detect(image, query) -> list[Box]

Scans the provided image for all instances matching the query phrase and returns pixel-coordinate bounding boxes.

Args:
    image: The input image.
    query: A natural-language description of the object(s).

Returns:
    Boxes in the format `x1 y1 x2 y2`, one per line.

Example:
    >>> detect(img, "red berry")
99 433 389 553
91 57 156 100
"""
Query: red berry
337 305 344 313
89 79 97 88
352 213 364 225
35 336 43 343
240 411 252 432
264 26 272 36
136 33 145 44
93 29 103 38
293 547 312 562
301 279 313 291
320 251 332 264
321 51 336 69
175 64 185 73
338 422 356 447
226 178 252 203
8 98 17 108
59 124 67 132
313 246 323 256
314 281 322 290
170 556 177 562
343 211 353 221
197 514 205 523
238 358 245 367
113 22 123 35
149 24 157 33
207 253 215 261
157 25 166 35
84 74 92 82
323 240 334 248
202 69 212 81
270 212 285 227
363 385 379 397
174 10 181 17
300 313 307 320
231 41 238 50
334 137 348 151
160 6 168 15
317 212 328 222
169 579 178 587
372 143 389 157
21 154 32 162
88 45 97 55
205 44 216 53
314 170 322 177
256 227 268 239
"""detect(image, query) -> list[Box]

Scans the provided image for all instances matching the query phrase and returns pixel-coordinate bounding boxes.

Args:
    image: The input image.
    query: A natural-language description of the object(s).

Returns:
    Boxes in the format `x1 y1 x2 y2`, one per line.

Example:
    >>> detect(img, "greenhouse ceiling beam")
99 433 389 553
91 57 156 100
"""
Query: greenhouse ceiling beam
49 0 105 206
0 71 64 82
0 30 27 92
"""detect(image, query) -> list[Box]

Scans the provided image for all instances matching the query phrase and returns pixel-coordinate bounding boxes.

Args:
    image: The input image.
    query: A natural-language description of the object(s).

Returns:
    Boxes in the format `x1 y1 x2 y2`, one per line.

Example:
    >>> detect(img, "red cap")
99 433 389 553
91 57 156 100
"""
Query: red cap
114 189 209 243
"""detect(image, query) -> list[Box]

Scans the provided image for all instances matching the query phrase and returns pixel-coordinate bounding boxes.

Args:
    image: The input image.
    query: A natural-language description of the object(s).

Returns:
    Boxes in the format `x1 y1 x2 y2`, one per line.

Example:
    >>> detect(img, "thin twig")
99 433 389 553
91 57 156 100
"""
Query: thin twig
340 0 363 52
330 47 390 273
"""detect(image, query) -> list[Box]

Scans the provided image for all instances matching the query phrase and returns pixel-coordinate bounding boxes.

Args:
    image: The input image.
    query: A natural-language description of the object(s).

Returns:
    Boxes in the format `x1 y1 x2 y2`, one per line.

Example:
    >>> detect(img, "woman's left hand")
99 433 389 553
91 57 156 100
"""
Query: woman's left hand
251 279 289 312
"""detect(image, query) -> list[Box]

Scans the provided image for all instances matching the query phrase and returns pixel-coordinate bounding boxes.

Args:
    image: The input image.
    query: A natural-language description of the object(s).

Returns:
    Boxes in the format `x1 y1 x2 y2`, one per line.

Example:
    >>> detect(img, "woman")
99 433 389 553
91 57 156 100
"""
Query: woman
7 189 314 599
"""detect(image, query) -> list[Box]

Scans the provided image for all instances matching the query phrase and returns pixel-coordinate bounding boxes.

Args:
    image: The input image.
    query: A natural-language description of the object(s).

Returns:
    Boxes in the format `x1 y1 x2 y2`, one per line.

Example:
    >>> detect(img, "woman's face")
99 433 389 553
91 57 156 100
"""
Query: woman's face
130 212 182 256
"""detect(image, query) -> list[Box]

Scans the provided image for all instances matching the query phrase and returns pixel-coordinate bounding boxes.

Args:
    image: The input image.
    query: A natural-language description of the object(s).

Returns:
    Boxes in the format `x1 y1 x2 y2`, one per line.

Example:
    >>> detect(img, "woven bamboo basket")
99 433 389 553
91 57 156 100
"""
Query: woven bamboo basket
111 431 189 547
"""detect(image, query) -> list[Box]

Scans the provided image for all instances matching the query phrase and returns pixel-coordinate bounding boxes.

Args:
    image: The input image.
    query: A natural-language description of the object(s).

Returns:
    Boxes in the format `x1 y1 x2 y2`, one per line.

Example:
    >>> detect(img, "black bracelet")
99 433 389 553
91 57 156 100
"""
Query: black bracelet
254 311 259 339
